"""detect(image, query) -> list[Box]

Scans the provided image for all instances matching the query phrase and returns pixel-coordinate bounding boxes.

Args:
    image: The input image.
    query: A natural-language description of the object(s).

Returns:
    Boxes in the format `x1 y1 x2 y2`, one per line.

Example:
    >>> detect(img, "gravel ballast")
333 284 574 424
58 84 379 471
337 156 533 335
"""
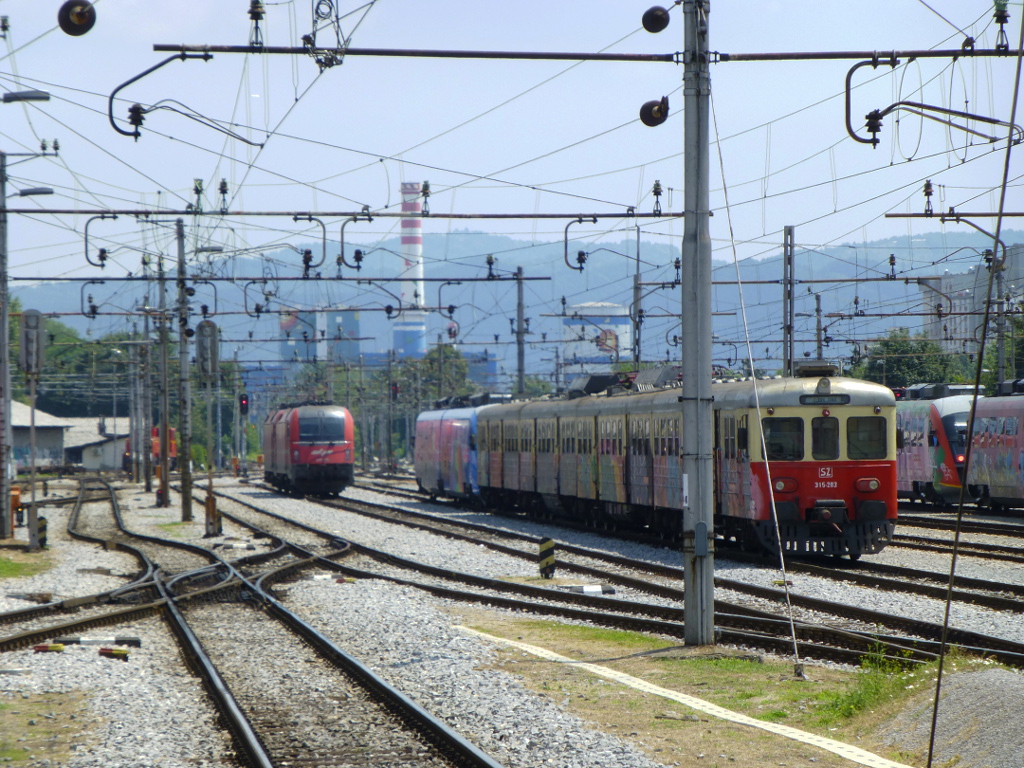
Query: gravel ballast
1 479 1023 767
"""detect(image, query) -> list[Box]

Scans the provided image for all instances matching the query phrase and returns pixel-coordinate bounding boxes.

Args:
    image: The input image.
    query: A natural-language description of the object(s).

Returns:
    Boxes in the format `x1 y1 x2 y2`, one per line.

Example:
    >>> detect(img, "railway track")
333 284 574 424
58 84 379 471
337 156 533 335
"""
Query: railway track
214 481 1024 668
0 479 510 768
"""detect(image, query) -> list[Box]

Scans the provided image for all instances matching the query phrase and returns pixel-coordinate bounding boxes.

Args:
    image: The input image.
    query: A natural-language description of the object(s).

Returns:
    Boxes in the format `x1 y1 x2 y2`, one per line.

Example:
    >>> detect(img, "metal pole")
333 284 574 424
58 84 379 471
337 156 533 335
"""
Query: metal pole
216 365 223 470
782 226 795 376
635 225 642 365
129 338 138 481
997 266 1007 384
680 0 715 646
158 255 170 506
633 273 642 366
232 348 239 474
205 381 219 535
386 352 394 475
516 266 525 396
437 334 444 401
141 293 153 493
176 219 192 521
0 152 12 539
27 375 38 551
815 294 824 360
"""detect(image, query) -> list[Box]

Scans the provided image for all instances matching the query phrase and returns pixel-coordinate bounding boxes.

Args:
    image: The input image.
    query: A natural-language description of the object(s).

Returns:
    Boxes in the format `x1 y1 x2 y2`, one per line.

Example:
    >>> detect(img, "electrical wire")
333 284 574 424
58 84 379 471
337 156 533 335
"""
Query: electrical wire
926 9 1024 768
711 90 804 674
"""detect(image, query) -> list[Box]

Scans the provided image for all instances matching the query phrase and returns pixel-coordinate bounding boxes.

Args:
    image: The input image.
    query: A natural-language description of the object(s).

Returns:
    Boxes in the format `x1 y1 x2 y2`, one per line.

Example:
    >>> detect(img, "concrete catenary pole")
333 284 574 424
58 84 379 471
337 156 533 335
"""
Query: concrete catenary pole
680 0 715 646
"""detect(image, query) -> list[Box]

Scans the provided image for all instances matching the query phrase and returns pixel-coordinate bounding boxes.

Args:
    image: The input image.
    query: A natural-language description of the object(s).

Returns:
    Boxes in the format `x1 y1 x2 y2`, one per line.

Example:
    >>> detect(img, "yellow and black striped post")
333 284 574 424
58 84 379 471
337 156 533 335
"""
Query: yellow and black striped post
538 538 556 579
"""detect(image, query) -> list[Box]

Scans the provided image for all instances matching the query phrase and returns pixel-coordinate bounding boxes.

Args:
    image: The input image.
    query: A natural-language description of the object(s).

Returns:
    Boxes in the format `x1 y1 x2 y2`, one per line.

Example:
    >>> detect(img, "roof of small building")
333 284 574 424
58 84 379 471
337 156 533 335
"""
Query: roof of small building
10 401 72 429
62 417 129 450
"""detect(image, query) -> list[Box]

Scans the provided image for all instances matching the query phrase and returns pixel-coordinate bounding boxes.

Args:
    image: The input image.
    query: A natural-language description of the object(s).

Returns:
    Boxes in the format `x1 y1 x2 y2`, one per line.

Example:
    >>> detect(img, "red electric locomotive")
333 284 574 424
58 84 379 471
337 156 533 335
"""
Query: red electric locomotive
263 403 355 496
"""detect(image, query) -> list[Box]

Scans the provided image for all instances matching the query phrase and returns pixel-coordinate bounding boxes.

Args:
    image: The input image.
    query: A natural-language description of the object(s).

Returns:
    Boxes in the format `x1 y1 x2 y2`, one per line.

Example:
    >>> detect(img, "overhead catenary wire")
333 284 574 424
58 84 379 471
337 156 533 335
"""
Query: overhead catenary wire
711 92 804 676
926 9 1024 768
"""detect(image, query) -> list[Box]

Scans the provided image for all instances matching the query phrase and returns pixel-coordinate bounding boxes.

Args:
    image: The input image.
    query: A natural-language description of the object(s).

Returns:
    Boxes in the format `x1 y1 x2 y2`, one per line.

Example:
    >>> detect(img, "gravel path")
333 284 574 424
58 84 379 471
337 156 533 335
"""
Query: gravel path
1 479 1022 767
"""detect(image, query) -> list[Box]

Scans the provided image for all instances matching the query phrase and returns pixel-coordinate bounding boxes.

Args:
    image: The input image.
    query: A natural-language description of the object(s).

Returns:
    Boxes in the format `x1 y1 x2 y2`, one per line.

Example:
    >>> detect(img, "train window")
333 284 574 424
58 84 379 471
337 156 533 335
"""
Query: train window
847 416 887 459
811 416 839 460
723 416 736 459
762 417 804 461
298 415 346 443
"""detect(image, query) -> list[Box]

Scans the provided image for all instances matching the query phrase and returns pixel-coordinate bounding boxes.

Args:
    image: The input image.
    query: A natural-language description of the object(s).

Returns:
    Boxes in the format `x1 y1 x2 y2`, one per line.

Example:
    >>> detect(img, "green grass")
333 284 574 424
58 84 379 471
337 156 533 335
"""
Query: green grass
155 522 189 538
813 645 921 726
0 556 48 579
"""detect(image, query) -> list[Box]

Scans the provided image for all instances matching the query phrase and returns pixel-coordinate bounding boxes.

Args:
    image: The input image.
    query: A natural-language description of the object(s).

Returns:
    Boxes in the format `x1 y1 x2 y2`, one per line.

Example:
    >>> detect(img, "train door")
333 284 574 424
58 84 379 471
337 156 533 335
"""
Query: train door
502 420 519 492
520 419 536 496
578 416 598 502
559 417 578 505
715 410 752 519
536 418 558 508
653 414 682 509
627 413 652 507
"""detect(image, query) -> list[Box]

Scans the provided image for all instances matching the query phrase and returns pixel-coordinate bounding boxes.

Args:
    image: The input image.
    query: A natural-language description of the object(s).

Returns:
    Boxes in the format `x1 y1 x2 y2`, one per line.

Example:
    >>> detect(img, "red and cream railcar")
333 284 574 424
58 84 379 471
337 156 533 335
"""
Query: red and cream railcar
263 403 355 496
713 375 897 557
474 368 897 558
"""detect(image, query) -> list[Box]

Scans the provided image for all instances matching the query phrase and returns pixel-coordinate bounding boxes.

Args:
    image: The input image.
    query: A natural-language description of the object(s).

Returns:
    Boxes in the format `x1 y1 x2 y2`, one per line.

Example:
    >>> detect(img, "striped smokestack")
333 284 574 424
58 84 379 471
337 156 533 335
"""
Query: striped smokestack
393 181 428 358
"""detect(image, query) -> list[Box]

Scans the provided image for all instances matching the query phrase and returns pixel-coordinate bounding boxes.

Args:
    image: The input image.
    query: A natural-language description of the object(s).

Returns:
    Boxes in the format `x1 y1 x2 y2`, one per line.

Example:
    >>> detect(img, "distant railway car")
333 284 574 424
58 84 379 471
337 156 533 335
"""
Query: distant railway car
414 405 493 501
123 426 178 472
966 394 1024 512
417 367 898 559
896 394 972 505
263 403 355 495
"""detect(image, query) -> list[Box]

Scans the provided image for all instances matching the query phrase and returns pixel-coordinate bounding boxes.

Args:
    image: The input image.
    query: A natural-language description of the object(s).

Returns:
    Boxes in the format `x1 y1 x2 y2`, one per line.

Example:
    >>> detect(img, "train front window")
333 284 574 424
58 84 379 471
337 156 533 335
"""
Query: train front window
762 417 804 461
811 416 839 460
847 416 887 459
941 413 969 456
298 416 346 443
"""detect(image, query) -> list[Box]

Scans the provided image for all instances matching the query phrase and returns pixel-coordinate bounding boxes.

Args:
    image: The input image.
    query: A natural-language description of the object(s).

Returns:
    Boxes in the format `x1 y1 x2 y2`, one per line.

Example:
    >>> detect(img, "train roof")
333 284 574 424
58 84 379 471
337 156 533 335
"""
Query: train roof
897 395 974 416
470 374 894 419
710 375 895 409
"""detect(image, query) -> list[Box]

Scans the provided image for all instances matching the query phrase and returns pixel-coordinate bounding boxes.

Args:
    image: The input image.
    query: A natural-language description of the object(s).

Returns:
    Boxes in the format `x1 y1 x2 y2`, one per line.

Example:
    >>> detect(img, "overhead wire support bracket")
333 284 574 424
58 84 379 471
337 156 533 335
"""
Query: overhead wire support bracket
108 53 212 140
564 217 598 272
83 213 118 268
292 214 327 277
153 43 678 64
707 44 1017 148
338 206 373 274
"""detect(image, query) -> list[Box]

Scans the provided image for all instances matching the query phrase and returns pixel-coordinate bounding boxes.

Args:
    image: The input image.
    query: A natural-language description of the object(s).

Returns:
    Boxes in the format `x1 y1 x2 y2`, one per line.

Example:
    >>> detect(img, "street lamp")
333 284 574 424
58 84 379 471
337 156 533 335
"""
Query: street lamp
1 87 53 539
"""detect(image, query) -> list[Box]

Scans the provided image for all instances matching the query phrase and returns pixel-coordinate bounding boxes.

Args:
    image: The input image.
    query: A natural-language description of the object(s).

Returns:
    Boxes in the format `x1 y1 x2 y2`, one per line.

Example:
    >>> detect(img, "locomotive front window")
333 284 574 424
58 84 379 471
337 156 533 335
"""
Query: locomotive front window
811 416 839 460
762 417 804 461
298 416 346 443
847 416 887 459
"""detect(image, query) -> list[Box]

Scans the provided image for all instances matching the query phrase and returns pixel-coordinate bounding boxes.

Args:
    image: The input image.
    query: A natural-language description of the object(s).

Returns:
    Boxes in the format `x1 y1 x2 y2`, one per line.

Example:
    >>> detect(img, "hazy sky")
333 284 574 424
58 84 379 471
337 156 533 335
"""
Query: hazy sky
1 0 1021 365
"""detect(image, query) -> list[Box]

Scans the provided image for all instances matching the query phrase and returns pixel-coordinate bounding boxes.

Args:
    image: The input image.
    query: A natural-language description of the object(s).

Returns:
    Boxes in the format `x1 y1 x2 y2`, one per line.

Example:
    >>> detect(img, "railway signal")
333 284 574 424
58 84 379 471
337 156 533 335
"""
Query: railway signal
195 320 219 382
18 310 46 374
239 393 249 415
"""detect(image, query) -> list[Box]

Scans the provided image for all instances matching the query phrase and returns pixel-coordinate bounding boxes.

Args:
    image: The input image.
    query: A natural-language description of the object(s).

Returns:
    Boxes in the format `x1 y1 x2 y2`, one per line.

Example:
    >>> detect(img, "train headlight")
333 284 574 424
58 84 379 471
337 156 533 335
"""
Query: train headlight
855 477 880 492
773 478 797 492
